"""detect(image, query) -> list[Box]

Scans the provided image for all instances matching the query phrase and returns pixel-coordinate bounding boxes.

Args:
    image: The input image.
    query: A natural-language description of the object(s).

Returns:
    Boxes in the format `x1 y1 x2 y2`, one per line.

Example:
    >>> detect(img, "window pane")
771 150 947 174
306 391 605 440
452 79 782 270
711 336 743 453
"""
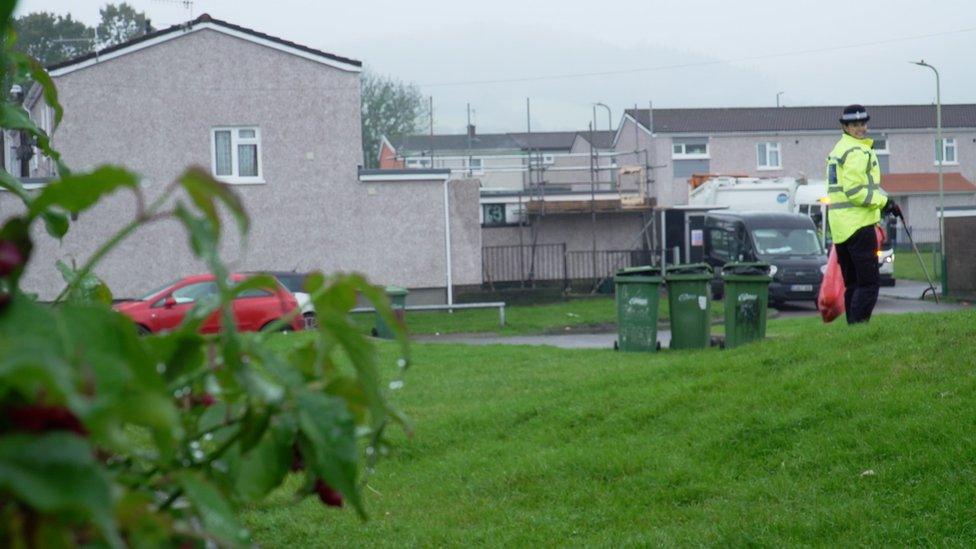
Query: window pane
946 139 956 162
686 143 707 155
238 288 272 298
238 144 258 177
757 143 767 165
275 274 305 293
770 149 780 166
173 281 218 303
214 130 232 176
239 129 256 139
673 144 682 154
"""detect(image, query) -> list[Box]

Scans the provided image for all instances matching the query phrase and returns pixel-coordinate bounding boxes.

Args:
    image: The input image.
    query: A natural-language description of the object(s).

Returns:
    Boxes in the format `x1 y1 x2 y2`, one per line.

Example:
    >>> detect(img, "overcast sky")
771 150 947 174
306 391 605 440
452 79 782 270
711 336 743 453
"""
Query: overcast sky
16 0 976 133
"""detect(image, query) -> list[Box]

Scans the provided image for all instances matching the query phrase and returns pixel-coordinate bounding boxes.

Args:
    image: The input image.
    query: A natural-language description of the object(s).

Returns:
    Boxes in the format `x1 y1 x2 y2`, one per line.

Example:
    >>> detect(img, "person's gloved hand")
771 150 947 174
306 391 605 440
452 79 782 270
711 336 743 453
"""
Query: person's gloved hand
882 199 902 218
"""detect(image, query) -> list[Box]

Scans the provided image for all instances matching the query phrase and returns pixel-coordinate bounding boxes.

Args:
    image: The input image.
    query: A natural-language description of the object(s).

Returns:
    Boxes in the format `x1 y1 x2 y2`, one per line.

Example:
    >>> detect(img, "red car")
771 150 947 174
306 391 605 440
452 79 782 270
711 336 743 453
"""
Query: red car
115 273 303 335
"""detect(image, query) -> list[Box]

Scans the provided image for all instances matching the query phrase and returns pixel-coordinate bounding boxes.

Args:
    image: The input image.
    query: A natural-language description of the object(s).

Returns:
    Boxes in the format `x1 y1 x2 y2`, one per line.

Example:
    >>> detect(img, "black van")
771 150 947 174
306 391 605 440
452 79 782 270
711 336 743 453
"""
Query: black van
704 211 827 306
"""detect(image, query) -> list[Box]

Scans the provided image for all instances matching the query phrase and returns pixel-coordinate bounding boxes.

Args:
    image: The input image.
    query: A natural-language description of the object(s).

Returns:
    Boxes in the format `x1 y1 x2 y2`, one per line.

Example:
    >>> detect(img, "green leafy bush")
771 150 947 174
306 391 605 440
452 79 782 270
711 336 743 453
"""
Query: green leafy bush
0 4 409 546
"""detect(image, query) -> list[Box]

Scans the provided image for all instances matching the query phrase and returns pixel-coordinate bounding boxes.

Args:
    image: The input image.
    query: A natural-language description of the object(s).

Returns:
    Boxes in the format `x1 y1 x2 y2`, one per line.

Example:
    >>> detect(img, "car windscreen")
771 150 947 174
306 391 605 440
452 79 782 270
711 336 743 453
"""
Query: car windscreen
137 279 179 301
751 228 823 257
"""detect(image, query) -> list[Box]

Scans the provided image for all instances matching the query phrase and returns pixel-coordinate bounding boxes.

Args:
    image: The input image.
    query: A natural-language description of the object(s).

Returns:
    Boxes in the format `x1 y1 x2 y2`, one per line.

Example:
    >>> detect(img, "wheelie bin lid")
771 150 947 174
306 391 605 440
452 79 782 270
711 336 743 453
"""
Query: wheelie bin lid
721 262 773 281
664 263 713 281
385 285 409 296
613 265 662 283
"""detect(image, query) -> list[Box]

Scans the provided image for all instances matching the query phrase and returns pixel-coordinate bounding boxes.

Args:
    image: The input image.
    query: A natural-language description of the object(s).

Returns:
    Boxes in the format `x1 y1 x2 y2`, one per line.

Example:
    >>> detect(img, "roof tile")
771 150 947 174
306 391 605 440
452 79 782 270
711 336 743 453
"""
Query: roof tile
881 172 976 194
625 105 976 133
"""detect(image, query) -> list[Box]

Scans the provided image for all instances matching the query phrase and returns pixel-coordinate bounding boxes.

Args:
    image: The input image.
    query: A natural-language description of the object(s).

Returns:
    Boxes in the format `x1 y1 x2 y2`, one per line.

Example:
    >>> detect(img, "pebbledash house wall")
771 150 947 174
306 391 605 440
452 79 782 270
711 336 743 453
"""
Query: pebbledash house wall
614 115 976 214
2 26 480 302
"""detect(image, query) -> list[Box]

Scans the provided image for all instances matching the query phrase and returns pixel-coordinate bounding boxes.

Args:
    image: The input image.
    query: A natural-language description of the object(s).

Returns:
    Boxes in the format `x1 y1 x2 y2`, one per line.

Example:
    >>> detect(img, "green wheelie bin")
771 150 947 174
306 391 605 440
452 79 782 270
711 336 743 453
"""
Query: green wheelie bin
721 263 772 349
613 266 663 352
373 285 408 339
665 263 713 350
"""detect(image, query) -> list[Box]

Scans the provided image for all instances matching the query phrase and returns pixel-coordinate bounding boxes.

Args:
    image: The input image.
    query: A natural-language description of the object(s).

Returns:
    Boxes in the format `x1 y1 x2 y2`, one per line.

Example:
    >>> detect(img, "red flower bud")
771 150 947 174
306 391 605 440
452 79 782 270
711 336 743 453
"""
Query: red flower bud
191 392 216 407
0 240 24 277
6 405 87 436
314 479 343 508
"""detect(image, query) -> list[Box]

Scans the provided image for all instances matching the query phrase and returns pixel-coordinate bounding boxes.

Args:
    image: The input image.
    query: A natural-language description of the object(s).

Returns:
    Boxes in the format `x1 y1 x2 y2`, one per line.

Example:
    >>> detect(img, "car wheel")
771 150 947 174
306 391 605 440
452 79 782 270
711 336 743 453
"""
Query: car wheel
136 324 151 336
303 312 318 329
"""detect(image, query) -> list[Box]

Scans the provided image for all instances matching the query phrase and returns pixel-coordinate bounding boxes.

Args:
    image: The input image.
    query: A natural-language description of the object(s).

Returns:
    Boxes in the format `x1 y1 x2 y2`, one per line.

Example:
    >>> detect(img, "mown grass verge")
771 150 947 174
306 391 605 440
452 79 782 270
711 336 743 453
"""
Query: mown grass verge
351 295 729 336
894 250 940 282
247 310 976 545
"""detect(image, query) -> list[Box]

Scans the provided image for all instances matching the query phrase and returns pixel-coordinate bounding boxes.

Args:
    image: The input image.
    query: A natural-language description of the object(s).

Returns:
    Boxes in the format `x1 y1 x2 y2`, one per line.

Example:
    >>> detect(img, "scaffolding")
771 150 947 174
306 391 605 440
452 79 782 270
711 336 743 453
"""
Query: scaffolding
411 99 661 293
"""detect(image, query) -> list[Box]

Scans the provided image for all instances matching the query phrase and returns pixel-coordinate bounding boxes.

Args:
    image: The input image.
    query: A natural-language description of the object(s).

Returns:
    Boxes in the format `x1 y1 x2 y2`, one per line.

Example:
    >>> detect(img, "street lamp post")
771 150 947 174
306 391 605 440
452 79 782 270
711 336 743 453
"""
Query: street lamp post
594 103 612 132
913 60 947 296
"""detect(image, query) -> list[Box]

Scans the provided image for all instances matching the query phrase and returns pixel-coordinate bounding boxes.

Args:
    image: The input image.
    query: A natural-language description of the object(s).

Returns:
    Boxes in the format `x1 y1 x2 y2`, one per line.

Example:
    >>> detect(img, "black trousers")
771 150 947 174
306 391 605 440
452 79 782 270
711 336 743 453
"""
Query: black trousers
835 225 880 324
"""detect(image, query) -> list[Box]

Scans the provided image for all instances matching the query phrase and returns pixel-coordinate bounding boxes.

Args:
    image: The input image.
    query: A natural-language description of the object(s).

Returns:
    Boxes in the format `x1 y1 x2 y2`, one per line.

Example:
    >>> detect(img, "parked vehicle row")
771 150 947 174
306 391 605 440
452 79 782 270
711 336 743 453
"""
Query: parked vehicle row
114 272 311 335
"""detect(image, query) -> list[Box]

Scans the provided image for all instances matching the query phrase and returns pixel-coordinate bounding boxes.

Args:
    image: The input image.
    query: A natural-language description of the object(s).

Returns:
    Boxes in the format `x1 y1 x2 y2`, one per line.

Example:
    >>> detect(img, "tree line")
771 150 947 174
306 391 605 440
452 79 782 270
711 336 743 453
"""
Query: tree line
14 2 153 66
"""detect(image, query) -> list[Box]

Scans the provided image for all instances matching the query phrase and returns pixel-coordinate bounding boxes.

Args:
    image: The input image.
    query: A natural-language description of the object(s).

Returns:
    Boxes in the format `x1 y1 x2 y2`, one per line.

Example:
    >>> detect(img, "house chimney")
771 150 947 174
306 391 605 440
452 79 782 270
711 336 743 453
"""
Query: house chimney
467 124 476 138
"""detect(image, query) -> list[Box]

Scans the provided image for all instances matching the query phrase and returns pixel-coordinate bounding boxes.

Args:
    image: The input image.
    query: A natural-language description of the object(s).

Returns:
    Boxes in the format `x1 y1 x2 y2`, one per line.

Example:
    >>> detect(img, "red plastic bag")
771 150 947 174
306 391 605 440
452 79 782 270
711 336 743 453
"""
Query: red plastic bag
818 245 845 323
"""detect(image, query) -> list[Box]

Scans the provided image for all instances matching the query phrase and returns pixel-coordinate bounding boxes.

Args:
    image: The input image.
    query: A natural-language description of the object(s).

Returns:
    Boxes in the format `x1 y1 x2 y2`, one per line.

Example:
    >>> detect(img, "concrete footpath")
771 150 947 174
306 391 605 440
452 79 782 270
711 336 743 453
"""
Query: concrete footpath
413 282 966 350
879 280 941 301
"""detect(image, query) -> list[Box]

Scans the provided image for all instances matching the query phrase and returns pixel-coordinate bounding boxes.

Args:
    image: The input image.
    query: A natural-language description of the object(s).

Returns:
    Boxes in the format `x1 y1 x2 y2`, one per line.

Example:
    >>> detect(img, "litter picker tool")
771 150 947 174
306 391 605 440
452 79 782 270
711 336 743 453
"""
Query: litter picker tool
896 212 939 303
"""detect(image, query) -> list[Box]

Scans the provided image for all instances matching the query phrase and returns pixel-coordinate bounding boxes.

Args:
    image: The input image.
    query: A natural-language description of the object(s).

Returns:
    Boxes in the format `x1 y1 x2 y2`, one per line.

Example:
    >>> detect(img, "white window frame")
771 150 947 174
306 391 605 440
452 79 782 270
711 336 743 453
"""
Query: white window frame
756 141 782 170
405 156 432 169
466 157 484 175
671 140 709 160
871 137 889 155
936 137 958 166
211 126 264 184
4 130 20 178
528 153 556 166
27 110 39 174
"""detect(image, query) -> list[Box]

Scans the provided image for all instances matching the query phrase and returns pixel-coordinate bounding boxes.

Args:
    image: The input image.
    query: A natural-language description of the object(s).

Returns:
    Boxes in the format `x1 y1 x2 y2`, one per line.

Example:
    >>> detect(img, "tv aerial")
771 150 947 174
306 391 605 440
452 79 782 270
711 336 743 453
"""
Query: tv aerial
151 0 196 19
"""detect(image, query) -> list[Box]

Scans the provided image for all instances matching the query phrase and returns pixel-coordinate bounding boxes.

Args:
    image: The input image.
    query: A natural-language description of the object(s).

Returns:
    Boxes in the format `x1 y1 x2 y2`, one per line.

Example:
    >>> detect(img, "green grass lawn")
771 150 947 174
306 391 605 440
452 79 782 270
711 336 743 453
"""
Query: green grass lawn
246 310 976 545
352 294 727 336
894 250 941 282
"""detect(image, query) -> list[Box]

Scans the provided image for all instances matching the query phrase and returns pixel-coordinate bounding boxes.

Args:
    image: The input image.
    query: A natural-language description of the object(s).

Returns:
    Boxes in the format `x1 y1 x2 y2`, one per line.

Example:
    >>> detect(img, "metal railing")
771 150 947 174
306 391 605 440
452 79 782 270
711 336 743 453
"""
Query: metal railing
890 226 941 248
482 244 655 287
482 243 568 286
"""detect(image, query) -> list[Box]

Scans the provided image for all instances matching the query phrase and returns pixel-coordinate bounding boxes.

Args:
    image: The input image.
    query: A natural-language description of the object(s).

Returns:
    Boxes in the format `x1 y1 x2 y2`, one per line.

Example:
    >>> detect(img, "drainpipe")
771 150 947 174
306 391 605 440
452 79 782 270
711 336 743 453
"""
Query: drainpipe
443 176 454 307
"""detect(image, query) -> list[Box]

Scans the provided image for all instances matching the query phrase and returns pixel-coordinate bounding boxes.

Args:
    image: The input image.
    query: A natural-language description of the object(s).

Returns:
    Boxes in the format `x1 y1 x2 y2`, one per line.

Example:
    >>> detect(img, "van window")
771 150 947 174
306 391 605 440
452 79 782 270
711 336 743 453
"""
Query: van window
752 228 822 256
709 229 732 261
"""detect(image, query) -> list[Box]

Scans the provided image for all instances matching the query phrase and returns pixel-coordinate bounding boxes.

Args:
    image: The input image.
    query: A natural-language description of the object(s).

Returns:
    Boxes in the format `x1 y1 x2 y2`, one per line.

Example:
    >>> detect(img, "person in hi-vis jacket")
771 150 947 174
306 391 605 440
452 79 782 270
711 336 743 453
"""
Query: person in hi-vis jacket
825 104 901 323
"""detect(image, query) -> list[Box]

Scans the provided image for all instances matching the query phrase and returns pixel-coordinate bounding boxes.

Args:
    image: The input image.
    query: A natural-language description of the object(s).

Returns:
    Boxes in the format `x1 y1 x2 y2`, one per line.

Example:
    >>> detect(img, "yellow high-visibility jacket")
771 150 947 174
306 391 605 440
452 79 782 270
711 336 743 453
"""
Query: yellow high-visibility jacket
825 132 889 244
